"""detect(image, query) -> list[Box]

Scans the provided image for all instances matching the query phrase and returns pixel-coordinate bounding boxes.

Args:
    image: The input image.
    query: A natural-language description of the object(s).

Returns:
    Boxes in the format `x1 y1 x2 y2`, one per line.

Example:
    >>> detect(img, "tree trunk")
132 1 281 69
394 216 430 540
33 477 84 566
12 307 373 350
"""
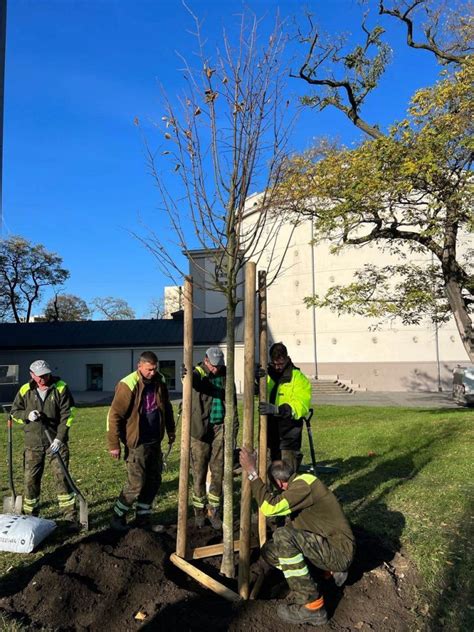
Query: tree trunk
444 278 474 362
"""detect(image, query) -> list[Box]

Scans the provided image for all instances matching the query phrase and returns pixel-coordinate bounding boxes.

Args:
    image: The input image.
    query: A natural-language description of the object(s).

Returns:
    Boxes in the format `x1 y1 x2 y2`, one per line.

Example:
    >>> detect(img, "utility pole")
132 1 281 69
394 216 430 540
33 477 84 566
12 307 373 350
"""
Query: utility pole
0 0 6 236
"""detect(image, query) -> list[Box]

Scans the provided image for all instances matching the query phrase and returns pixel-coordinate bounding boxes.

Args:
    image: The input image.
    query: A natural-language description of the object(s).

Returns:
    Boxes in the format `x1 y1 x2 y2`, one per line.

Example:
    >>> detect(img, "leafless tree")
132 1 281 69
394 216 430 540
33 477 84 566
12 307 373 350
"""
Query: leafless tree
136 10 297 576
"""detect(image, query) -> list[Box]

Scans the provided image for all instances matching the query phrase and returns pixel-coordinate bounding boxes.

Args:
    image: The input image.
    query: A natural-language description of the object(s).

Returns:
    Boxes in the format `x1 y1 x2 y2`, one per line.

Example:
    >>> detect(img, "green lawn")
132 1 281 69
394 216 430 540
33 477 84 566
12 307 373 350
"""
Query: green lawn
0 403 472 630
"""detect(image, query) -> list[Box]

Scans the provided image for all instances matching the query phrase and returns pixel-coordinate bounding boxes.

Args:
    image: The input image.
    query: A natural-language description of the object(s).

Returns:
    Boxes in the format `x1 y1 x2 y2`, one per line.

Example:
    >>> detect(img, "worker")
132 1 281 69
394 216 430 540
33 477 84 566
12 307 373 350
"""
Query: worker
257 342 311 472
10 360 78 525
240 448 354 626
107 351 175 531
182 347 238 529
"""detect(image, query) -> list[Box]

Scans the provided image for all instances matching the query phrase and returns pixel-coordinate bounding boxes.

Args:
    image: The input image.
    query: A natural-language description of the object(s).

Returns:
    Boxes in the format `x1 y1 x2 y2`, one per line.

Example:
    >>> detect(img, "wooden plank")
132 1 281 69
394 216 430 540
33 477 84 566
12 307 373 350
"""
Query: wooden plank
190 538 258 560
258 270 268 547
170 553 242 603
176 277 193 559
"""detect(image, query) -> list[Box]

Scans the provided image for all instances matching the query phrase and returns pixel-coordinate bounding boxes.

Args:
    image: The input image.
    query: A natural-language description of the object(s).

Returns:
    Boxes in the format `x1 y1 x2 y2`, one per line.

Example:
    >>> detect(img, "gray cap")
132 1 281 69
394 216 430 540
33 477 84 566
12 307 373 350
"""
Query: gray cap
206 347 225 367
30 360 52 376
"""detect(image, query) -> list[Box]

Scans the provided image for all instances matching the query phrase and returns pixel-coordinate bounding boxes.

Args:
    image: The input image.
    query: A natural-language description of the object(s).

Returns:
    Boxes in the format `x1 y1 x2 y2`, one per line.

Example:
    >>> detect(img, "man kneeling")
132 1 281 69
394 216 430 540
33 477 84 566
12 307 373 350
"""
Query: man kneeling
240 448 354 626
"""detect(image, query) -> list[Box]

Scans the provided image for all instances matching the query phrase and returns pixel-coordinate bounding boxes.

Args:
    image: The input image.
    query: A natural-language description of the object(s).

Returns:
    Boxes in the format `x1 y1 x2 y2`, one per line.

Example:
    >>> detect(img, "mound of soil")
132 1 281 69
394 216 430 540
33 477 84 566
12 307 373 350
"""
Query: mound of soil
0 525 423 631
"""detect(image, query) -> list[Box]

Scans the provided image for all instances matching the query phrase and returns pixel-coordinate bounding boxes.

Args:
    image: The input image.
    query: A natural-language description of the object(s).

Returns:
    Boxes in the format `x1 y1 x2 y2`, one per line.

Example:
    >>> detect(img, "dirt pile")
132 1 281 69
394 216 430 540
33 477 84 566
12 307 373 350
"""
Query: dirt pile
0 526 423 631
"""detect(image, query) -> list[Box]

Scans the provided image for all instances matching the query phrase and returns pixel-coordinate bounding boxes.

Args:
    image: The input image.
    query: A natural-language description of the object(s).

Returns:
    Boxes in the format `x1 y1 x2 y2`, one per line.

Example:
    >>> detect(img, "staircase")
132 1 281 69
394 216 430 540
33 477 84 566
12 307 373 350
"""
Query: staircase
311 378 354 396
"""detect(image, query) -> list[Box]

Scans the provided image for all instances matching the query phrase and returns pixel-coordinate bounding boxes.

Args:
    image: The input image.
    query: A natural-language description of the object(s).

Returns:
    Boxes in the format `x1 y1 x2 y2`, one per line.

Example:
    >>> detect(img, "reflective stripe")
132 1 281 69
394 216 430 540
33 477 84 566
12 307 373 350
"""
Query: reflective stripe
195 366 205 378
66 406 76 427
283 566 310 579
279 553 305 566
19 383 31 396
294 473 317 485
121 371 140 391
24 497 39 507
260 497 291 517
55 380 67 394
116 500 130 512
137 502 151 510
192 495 207 509
136 507 152 516
208 492 220 507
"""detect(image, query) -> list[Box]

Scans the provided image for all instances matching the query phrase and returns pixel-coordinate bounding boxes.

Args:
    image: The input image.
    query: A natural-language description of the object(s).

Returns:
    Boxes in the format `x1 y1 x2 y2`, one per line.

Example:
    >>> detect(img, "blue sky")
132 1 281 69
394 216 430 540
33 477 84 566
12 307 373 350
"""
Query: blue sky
3 0 444 318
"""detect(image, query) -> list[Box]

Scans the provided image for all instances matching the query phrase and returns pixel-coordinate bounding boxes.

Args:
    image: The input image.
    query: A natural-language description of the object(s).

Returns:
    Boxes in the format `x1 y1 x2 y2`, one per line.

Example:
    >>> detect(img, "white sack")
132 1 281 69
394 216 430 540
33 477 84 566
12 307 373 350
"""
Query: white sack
0 514 56 553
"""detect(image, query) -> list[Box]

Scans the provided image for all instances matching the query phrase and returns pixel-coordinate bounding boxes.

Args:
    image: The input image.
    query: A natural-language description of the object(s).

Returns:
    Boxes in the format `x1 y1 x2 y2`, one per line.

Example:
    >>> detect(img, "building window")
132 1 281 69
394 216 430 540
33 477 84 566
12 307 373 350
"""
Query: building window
160 360 176 391
0 365 19 384
87 365 103 391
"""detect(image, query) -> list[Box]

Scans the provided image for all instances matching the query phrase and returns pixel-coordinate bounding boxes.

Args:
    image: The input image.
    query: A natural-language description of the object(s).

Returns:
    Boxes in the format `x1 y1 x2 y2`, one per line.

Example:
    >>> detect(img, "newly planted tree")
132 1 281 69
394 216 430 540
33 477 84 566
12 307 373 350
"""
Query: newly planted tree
138 11 295 575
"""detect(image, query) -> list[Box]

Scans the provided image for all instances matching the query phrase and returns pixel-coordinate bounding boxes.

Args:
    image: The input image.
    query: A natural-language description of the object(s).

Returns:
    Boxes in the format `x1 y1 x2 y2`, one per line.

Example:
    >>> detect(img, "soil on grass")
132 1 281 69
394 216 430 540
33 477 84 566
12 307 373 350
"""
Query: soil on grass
0 524 424 632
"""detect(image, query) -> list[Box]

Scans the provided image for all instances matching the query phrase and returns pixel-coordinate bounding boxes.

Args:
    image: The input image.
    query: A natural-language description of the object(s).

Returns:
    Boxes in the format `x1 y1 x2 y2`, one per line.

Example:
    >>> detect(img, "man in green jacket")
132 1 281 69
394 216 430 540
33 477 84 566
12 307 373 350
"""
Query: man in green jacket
11 360 77 522
107 351 176 531
240 447 354 626
183 347 238 530
258 342 311 472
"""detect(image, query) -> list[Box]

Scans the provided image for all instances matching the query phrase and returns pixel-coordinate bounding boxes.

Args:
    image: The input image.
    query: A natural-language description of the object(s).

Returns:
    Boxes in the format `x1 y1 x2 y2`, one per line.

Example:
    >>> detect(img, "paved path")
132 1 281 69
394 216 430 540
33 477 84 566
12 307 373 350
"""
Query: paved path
72 390 468 409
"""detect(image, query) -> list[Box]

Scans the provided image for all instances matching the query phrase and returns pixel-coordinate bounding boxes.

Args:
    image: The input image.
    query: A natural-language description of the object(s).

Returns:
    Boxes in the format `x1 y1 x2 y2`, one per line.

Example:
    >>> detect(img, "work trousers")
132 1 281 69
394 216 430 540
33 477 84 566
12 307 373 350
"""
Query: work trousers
23 444 76 518
262 523 354 604
114 442 162 519
268 415 303 473
190 424 224 510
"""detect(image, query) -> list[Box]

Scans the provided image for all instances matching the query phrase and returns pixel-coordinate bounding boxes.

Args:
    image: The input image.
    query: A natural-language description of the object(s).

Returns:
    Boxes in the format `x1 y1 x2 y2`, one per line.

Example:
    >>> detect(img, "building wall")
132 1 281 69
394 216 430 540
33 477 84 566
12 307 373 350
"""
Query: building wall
238 209 470 391
0 344 245 396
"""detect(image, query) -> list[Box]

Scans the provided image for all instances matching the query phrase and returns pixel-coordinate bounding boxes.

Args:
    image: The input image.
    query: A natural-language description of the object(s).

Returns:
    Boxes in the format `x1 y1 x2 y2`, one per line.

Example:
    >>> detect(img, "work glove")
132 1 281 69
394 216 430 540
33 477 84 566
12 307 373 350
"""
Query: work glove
49 438 63 454
109 448 121 460
180 364 187 380
28 410 41 422
254 365 266 380
258 402 279 416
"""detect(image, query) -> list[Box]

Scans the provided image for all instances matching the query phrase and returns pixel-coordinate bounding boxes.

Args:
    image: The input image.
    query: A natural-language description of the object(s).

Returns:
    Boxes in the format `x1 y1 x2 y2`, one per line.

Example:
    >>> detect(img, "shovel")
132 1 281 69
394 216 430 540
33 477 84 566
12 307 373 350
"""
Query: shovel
3 408 23 514
304 408 339 475
163 406 181 471
42 425 89 530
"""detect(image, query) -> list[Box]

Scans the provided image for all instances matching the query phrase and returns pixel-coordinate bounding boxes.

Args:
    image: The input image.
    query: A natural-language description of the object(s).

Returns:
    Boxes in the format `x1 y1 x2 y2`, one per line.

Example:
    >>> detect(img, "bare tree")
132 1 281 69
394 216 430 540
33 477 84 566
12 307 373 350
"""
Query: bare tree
45 293 91 321
92 296 136 321
136 10 297 576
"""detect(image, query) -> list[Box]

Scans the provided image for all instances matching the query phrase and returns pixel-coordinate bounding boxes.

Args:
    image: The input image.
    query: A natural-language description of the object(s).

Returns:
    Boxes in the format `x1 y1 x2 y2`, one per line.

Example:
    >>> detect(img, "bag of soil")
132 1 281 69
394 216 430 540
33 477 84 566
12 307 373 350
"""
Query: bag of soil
0 514 56 553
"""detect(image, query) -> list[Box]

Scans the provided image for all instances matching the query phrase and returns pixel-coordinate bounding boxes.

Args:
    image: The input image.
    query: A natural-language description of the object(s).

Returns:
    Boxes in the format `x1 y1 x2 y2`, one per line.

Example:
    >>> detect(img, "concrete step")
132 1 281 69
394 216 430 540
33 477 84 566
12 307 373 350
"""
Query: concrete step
311 380 354 394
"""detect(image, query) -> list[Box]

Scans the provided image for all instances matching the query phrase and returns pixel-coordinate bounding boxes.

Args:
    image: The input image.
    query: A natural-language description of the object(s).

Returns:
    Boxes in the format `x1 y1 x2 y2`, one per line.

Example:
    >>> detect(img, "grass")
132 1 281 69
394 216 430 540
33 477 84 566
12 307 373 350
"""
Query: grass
0 402 472 631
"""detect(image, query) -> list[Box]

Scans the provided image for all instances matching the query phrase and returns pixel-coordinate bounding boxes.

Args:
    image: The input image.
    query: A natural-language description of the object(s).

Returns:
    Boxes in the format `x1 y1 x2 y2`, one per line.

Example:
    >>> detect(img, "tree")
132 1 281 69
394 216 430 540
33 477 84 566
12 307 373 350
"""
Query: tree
136 11 295 576
92 296 135 320
44 293 91 321
0 235 69 323
284 1 473 360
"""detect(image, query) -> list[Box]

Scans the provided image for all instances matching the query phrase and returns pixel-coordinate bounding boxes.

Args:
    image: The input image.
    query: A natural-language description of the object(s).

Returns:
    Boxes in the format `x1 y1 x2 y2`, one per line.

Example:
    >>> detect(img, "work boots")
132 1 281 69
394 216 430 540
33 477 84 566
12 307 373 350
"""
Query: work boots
194 508 206 529
207 506 222 530
276 602 328 626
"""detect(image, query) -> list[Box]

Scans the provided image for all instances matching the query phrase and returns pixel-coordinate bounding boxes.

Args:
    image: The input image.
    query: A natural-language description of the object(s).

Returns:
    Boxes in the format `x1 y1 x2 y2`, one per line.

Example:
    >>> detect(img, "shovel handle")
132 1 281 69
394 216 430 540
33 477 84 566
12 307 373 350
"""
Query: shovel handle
43 426 85 501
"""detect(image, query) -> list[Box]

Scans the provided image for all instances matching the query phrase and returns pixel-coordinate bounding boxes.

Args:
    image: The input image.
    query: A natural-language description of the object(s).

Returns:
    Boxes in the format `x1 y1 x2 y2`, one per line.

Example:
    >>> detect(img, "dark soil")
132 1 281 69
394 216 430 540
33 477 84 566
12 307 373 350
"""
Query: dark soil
0 524 424 631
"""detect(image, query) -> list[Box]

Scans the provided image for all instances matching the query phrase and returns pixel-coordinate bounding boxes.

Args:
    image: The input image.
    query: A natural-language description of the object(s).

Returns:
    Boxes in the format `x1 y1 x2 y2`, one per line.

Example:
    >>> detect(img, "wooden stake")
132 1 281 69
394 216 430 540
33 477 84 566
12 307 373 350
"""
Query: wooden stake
258 270 268 547
170 553 242 603
176 276 193 559
238 261 256 599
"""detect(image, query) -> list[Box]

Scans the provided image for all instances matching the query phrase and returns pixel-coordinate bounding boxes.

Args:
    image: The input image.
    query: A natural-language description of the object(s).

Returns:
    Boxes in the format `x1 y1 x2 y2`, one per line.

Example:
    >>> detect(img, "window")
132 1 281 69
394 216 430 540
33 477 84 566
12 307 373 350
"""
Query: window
0 365 19 384
160 360 176 391
87 365 103 391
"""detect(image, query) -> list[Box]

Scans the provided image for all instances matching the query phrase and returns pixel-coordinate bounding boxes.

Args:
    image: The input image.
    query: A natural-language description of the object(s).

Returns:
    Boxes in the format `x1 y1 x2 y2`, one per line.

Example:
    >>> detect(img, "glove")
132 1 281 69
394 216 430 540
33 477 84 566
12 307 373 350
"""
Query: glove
28 410 41 422
180 364 187 379
168 432 176 445
254 365 266 380
258 402 279 416
109 448 121 460
49 438 63 454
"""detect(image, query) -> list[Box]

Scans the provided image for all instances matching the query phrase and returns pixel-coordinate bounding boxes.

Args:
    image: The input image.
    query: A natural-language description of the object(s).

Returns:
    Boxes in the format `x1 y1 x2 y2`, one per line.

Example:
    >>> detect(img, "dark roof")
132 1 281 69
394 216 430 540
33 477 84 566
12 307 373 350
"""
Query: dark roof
0 317 244 351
